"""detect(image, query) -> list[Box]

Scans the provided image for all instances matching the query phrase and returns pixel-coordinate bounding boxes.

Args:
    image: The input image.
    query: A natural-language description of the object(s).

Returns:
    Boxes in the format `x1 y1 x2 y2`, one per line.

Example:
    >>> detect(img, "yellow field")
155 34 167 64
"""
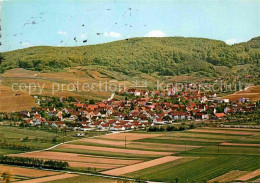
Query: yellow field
0 83 36 112
221 85 260 101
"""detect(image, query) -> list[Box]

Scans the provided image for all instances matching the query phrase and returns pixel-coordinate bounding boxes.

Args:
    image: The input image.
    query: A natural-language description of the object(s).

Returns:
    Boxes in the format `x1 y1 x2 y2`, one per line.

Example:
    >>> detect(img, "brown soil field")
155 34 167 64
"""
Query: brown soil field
189 129 257 136
16 173 78 183
61 144 173 156
221 85 260 101
102 156 182 176
0 83 36 112
209 170 248 183
221 142 260 147
0 164 59 177
68 162 122 169
236 169 260 181
100 132 163 141
11 151 141 165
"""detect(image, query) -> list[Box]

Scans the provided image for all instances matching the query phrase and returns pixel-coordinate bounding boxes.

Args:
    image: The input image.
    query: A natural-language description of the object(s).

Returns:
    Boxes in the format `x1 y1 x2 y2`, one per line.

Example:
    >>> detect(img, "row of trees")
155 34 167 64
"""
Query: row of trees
0 156 69 170
148 123 195 132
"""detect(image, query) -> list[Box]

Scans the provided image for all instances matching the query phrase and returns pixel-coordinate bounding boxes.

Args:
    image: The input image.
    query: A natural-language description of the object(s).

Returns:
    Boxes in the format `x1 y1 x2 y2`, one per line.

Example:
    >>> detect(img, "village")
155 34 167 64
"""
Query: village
1 85 259 134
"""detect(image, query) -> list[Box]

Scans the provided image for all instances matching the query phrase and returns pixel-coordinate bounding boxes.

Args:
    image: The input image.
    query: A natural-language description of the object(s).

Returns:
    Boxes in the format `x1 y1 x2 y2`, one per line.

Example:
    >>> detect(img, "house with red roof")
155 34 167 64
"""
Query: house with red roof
214 113 226 119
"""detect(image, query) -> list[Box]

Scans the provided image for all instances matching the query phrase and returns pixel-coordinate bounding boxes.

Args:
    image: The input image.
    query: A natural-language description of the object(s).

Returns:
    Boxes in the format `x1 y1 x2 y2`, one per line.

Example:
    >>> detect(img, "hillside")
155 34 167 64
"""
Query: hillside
1 37 259 76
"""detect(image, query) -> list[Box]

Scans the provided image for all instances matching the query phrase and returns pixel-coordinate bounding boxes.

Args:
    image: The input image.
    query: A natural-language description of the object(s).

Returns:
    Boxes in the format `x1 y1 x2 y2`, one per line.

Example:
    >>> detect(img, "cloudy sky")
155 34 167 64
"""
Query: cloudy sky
0 0 259 52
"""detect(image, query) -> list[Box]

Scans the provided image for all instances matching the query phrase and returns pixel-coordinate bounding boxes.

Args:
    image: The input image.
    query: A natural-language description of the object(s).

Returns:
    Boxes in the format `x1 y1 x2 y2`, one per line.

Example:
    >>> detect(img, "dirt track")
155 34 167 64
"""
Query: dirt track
102 156 182 176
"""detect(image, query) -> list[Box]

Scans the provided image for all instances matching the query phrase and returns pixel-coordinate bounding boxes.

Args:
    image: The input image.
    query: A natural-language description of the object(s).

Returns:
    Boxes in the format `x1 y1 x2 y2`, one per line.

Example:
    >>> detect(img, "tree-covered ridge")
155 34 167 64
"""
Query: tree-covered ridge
1 37 259 76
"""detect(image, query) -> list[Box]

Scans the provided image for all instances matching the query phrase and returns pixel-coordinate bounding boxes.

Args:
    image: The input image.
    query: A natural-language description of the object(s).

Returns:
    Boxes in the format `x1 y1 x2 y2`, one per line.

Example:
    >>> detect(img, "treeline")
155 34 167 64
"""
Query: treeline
148 123 195 132
0 156 69 170
1 37 260 76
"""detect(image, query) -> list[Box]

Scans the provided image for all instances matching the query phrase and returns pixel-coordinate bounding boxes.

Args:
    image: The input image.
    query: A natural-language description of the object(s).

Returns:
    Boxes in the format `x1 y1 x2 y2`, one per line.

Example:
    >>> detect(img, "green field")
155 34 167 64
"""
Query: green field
48 175 119 183
126 156 260 182
0 125 85 153
122 128 260 182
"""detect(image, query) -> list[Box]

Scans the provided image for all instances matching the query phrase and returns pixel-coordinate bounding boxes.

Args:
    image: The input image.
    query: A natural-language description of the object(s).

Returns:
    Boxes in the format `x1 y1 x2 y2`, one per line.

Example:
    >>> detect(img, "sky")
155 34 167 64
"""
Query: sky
0 0 259 52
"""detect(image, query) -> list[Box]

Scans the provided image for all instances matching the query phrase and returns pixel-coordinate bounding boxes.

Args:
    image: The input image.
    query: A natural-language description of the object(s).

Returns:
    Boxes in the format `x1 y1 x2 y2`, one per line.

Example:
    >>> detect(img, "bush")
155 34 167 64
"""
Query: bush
178 125 186 131
189 123 195 129
166 126 176 131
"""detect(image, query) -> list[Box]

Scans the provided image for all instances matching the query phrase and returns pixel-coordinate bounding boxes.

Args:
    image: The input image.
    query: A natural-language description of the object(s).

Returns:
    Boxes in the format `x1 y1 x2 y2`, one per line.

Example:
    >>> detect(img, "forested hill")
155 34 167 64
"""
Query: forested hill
0 36 259 76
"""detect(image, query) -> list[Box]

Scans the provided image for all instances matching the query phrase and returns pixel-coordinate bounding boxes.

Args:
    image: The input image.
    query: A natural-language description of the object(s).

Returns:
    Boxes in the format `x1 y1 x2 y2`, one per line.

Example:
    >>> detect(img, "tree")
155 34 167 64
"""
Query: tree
89 99 95 104
52 137 57 144
174 177 180 183
21 136 29 142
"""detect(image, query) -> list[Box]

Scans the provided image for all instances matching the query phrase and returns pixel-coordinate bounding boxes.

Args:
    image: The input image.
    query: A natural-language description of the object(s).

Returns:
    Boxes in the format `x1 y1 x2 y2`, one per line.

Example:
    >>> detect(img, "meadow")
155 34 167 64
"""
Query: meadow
0 125 88 155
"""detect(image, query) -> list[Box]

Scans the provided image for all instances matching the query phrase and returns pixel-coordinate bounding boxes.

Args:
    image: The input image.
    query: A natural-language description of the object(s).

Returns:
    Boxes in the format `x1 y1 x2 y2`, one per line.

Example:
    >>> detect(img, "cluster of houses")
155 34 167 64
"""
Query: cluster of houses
121 87 221 102
14 88 258 132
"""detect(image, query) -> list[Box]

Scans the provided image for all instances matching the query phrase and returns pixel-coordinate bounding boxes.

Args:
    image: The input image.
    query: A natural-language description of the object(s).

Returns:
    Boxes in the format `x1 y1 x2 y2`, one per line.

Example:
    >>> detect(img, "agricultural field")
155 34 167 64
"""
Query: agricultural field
0 125 89 155
0 164 61 182
221 85 260 102
0 83 36 113
7 127 260 182
0 164 118 183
